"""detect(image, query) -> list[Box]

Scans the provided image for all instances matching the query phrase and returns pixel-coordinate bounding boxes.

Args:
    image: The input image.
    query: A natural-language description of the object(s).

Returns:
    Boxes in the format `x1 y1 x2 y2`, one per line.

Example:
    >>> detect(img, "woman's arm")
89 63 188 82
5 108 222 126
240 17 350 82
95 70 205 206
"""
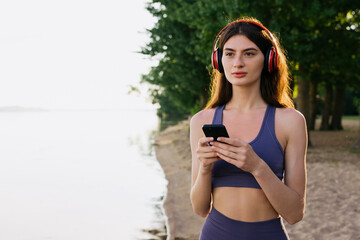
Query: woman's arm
253 109 307 224
189 111 220 217
212 108 307 224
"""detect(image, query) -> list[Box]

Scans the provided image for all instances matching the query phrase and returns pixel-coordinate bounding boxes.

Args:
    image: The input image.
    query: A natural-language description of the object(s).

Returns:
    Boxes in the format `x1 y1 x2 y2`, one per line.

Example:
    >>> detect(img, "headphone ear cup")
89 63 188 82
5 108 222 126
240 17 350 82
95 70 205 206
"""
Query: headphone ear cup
211 48 224 73
265 49 270 73
272 48 278 71
216 49 224 73
265 48 277 73
211 49 217 70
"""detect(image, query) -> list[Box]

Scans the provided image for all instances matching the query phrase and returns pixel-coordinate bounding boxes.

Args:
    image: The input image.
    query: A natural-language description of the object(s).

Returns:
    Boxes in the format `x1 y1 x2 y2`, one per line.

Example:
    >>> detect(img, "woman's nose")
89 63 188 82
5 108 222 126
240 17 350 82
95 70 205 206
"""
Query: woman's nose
233 55 245 67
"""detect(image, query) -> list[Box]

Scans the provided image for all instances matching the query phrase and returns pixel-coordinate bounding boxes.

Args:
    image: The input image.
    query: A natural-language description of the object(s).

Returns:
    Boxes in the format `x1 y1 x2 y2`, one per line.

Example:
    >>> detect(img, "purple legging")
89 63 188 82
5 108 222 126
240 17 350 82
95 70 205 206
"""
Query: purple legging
199 207 289 240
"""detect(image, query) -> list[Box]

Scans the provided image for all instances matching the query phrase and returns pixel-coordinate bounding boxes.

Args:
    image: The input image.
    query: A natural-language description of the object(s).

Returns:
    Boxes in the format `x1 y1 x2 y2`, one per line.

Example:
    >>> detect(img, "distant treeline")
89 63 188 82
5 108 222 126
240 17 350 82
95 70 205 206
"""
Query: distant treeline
140 0 359 131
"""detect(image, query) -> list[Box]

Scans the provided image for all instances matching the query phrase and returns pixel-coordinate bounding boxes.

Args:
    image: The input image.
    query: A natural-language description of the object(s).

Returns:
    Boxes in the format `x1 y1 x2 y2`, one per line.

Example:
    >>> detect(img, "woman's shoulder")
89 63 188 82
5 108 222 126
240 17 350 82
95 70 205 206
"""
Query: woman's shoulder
275 107 306 131
276 107 305 121
190 108 216 129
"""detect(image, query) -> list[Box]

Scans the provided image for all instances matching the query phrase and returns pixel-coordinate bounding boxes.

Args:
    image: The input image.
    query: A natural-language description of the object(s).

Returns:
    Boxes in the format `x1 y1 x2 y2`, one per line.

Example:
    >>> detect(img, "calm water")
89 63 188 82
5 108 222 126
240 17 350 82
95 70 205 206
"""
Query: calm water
0 110 167 240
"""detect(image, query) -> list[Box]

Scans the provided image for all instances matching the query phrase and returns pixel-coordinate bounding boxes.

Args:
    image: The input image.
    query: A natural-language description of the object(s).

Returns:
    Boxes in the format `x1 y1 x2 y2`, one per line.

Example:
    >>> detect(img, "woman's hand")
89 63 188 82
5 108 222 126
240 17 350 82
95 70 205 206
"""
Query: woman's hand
210 137 263 174
196 137 221 173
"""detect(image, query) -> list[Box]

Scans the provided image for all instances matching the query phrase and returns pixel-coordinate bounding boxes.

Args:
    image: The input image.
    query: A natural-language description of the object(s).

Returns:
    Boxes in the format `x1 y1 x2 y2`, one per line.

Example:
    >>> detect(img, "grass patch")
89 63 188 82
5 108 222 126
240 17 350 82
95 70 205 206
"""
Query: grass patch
343 115 359 121
349 148 360 154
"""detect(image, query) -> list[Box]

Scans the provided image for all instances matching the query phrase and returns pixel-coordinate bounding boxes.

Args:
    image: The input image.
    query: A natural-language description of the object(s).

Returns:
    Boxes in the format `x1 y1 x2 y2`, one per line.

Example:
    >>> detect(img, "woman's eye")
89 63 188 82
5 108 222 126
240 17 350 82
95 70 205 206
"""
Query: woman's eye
225 52 234 56
244 52 255 56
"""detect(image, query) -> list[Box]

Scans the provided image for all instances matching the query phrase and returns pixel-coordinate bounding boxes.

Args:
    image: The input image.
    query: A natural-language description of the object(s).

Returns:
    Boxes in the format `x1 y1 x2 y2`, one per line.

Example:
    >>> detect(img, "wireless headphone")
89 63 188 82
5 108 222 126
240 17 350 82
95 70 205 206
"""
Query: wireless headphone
211 20 278 73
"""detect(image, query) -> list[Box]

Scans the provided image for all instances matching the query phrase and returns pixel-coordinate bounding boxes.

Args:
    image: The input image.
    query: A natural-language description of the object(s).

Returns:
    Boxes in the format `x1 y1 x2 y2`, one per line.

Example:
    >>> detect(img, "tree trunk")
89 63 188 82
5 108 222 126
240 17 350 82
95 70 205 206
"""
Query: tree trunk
296 76 312 147
330 86 346 130
309 81 318 130
320 82 333 130
296 77 310 119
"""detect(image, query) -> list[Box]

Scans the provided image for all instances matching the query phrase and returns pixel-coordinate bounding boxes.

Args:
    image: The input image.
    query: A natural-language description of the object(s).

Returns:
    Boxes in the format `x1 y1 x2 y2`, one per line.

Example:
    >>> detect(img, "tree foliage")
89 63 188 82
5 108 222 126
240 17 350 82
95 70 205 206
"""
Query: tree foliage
140 1 210 119
141 0 359 120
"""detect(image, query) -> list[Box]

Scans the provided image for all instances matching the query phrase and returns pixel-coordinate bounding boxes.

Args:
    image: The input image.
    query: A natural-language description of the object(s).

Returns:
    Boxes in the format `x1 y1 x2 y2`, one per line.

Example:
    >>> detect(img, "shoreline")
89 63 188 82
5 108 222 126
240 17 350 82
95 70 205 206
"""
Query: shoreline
154 119 360 240
154 120 205 239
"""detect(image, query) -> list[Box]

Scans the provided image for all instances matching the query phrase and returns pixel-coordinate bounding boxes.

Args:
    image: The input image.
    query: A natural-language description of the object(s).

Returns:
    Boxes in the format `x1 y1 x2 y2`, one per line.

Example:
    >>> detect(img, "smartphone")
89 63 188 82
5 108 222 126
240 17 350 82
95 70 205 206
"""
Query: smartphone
202 124 229 141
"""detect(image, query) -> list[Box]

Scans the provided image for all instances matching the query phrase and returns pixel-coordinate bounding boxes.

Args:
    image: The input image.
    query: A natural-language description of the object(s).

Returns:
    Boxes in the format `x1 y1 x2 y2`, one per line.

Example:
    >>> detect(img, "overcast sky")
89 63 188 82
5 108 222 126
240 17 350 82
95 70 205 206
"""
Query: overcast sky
0 0 157 110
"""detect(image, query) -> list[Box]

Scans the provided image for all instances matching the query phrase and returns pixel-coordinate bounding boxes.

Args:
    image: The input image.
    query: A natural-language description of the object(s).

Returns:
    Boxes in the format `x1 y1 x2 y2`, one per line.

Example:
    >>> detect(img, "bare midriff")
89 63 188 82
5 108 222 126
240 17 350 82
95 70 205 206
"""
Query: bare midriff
212 187 279 222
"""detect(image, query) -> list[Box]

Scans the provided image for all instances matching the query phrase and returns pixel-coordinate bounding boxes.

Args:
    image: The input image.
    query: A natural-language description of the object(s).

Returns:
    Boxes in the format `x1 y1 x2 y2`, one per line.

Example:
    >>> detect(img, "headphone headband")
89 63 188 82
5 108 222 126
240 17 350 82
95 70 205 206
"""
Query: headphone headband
212 20 277 53
211 19 278 73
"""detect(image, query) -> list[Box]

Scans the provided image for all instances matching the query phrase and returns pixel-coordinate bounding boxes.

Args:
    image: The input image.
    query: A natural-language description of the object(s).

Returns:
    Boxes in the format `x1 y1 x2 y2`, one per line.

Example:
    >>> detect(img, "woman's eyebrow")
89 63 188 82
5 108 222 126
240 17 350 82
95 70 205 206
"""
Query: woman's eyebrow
243 48 258 52
223 47 258 52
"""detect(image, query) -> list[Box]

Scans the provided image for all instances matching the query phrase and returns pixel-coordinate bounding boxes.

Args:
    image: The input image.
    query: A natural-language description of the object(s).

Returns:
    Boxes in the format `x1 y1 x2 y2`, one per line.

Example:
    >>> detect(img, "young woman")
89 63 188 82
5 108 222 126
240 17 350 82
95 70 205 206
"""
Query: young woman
190 17 307 239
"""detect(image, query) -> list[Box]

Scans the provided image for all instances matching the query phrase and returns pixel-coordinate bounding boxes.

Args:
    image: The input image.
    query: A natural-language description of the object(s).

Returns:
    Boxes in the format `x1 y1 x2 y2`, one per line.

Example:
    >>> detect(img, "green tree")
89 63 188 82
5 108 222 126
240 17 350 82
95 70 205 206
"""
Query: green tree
140 1 209 119
141 0 359 124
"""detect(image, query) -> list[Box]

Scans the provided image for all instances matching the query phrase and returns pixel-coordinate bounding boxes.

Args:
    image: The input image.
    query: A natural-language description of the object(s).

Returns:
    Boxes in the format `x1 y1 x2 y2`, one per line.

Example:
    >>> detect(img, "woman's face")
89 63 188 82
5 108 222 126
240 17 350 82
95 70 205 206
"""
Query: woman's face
222 35 264 87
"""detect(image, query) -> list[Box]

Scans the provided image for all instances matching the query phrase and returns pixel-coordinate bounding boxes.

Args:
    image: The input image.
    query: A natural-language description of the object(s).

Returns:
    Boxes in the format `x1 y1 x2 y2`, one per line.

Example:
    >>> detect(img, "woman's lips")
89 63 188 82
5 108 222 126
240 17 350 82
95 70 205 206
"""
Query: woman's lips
232 72 247 78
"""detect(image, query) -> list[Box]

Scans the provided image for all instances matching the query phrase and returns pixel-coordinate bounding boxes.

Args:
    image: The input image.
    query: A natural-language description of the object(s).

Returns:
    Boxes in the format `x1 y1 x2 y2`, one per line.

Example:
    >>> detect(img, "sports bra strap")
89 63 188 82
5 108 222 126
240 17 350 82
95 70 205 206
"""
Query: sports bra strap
265 105 283 152
267 105 276 128
212 105 225 124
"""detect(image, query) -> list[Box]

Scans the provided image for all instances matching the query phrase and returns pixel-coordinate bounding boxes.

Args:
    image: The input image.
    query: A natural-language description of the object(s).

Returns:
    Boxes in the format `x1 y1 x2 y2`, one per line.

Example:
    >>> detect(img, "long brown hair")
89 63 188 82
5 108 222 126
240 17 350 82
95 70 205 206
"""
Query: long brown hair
205 17 294 109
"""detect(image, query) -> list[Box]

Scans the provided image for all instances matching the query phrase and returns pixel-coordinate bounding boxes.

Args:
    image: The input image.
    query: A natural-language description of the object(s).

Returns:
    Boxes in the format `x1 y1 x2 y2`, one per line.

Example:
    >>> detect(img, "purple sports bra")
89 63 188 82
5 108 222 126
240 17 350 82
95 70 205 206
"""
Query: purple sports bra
211 104 285 189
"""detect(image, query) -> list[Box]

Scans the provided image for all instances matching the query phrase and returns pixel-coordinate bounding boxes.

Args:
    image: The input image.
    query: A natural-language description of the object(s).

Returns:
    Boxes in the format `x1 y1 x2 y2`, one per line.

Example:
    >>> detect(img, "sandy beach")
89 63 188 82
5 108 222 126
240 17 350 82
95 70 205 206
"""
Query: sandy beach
154 118 360 240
